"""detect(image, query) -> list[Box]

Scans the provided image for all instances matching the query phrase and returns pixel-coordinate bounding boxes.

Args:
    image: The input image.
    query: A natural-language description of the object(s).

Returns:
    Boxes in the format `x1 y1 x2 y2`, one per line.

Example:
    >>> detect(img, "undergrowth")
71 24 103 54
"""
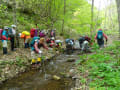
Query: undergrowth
76 41 120 90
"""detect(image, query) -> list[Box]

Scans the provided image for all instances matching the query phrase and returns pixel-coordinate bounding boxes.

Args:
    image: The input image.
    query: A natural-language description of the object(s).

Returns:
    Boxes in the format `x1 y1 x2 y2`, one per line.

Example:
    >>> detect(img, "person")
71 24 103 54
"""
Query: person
55 40 62 48
2 26 9 54
8 25 16 51
34 24 39 37
95 29 108 48
50 29 56 39
20 31 31 48
65 39 74 54
30 37 48 66
30 37 48 55
30 24 39 38
79 35 91 52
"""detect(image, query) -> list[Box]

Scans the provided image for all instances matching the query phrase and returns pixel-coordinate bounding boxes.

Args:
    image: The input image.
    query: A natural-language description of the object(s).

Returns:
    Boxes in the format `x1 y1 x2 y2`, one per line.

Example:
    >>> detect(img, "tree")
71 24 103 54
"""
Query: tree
116 0 120 38
91 0 94 36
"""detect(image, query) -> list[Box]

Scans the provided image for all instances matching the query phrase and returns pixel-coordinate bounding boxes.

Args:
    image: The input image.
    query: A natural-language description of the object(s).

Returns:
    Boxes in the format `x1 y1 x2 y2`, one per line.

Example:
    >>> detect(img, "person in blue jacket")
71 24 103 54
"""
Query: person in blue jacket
2 26 9 54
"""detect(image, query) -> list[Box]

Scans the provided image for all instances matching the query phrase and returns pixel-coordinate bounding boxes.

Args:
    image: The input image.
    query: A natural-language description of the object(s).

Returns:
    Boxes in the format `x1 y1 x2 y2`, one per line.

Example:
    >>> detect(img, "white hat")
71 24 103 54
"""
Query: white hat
11 25 16 28
4 26 8 30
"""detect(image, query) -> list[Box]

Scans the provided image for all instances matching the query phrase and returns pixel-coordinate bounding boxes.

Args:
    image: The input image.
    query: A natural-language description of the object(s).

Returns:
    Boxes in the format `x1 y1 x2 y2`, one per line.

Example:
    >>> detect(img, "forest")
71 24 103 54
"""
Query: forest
0 0 120 90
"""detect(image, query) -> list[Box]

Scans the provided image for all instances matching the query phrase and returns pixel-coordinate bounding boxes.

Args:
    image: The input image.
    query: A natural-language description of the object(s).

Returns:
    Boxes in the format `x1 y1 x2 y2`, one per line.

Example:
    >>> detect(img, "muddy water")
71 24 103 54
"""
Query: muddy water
0 51 80 90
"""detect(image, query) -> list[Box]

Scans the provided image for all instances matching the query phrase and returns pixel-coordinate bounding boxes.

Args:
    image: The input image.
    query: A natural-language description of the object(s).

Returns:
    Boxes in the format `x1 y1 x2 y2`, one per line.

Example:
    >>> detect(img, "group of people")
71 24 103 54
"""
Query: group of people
0 25 108 56
65 29 108 54
0 25 16 54
0 24 63 56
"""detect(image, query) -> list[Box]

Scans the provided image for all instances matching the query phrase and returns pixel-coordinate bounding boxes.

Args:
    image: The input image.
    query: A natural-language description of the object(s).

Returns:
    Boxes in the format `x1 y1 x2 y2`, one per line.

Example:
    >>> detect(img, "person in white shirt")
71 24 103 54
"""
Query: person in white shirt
9 25 16 51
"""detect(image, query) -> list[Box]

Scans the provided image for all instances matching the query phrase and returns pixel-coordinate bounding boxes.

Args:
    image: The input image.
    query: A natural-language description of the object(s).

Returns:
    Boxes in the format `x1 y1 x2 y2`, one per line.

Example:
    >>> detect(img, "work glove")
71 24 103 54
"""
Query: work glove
39 50 42 54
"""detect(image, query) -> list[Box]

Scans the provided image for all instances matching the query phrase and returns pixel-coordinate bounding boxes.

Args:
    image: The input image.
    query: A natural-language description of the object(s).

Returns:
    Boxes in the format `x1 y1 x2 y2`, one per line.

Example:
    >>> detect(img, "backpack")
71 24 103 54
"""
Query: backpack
97 30 103 40
8 28 14 37
79 37 85 43
65 39 73 45
30 28 35 38
0 29 3 40
39 31 45 37
30 37 40 47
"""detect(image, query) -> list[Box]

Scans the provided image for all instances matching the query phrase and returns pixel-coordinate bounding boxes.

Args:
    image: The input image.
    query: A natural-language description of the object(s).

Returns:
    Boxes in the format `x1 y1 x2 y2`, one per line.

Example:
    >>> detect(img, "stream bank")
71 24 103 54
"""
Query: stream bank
0 50 80 90
0 47 62 85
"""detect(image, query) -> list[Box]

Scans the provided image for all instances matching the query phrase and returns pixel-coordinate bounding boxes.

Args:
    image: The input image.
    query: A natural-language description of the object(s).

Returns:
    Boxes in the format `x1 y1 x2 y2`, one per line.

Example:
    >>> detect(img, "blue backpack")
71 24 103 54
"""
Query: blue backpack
97 30 103 40
65 39 73 45
30 37 40 47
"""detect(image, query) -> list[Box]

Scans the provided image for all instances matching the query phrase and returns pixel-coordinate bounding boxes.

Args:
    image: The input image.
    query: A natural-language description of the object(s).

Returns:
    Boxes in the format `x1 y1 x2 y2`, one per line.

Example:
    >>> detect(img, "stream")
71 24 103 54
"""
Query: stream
0 51 80 90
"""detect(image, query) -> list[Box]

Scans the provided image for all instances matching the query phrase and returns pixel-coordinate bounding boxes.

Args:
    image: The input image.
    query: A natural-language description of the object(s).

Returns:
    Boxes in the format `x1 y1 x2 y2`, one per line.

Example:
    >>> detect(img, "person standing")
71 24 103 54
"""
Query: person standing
2 26 9 54
95 29 108 48
9 25 16 51
79 35 91 51
20 31 31 48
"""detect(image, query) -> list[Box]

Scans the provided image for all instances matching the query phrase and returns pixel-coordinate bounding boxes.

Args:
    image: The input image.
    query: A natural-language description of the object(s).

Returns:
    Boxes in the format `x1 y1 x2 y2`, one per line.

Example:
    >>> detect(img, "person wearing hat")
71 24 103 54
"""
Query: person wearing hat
2 26 9 54
8 25 16 51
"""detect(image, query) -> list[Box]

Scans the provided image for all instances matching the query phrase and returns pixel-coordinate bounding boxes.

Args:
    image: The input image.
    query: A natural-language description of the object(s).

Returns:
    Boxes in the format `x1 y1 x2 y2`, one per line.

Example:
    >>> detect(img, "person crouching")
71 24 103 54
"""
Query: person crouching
31 37 48 55
65 39 74 54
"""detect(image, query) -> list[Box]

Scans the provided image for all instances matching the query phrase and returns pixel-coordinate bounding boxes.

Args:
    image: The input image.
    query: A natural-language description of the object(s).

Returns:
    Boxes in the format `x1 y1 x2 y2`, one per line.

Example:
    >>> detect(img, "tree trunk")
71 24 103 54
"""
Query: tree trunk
61 0 66 35
116 0 120 38
90 0 94 36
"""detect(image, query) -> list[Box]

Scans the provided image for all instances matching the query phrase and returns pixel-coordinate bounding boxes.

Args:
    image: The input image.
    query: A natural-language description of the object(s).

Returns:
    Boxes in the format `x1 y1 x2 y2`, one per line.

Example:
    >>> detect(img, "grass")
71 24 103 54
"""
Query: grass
76 41 120 89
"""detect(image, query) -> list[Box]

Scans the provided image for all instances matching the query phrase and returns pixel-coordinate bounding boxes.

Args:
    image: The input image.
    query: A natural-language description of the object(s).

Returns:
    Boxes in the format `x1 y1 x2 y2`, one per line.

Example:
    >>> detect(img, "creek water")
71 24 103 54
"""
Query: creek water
0 51 80 90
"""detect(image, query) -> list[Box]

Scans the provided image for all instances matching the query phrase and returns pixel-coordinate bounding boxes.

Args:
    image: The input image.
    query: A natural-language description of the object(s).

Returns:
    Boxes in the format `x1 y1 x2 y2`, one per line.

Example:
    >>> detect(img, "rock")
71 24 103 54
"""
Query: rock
53 75 61 80
72 75 78 80
68 69 75 77
67 58 75 62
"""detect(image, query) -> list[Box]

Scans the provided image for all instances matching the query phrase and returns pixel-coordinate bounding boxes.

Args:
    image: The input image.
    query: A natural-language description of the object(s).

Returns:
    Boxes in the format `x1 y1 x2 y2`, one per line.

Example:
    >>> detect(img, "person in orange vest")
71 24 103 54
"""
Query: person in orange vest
20 31 31 48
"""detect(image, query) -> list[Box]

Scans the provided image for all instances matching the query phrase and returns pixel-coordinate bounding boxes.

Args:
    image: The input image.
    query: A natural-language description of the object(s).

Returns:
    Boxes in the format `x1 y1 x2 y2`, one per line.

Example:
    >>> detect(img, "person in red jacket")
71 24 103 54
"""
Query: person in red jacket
95 29 108 48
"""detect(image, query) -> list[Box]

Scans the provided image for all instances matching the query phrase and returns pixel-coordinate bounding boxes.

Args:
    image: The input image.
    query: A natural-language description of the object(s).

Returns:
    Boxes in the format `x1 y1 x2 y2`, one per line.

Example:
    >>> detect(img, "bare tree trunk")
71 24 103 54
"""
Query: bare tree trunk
13 0 19 47
61 0 66 35
116 0 120 38
90 0 94 36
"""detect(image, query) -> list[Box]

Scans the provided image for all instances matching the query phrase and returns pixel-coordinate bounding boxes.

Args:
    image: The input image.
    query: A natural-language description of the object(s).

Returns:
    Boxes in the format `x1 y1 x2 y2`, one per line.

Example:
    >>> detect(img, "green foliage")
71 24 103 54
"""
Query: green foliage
76 41 120 89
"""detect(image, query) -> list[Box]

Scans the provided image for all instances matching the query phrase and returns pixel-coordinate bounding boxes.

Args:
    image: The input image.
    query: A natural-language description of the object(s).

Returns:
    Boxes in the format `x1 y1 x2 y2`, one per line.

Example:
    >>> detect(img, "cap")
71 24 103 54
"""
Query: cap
4 26 8 30
11 25 16 28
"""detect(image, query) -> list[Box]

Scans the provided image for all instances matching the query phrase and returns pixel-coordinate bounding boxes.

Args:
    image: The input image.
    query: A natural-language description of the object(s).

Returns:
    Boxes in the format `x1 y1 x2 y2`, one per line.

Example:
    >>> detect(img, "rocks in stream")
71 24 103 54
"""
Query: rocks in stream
67 58 76 62
52 75 61 80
